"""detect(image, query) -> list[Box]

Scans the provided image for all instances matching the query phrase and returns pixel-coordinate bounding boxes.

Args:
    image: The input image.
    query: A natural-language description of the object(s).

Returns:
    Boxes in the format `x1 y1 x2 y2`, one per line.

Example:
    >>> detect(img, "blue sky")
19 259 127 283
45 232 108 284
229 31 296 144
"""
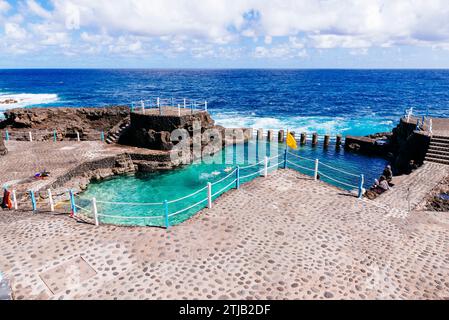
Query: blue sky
1 0 449 68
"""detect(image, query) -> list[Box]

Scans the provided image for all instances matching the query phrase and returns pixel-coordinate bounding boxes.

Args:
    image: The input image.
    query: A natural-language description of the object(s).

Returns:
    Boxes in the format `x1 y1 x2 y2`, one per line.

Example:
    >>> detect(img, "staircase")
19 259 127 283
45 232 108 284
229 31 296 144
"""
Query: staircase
105 122 130 144
425 135 449 165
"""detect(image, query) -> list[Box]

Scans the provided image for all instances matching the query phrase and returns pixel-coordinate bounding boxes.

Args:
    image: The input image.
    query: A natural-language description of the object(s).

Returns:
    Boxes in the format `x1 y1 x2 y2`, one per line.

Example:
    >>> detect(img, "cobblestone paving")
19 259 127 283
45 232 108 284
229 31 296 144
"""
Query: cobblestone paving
1 169 449 300
374 162 449 215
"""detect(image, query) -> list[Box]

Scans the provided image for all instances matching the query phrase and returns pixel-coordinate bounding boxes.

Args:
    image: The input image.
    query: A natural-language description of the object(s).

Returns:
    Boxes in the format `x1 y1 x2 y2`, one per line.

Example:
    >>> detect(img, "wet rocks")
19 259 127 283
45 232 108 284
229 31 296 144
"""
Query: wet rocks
0 98 17 105
344 134 393 156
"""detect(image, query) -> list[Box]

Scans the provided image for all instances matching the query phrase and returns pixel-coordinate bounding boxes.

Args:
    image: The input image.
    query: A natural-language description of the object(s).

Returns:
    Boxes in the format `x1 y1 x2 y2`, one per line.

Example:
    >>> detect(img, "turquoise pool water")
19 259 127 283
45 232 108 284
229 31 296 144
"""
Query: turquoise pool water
76 141 387 227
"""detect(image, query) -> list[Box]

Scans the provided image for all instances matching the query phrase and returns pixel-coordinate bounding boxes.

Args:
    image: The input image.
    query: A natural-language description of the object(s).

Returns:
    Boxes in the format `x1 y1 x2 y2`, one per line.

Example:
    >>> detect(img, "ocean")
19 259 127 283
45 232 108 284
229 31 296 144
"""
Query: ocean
1 69 449 136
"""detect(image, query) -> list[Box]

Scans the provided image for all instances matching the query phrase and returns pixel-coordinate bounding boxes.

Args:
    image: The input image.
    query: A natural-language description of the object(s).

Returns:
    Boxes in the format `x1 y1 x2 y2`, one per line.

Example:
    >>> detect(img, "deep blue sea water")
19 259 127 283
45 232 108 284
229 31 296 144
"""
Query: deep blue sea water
1 69 449 136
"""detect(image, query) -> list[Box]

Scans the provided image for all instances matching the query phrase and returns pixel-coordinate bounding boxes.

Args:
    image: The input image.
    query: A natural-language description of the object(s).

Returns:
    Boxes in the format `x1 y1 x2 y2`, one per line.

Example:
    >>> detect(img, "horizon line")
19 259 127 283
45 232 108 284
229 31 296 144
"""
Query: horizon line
1 67 449 71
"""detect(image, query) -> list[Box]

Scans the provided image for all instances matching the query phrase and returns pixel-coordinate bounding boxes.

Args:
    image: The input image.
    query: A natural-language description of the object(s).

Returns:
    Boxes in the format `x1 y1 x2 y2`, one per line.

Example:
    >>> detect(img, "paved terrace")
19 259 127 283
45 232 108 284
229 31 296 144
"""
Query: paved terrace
0 141 166 194
1 163 449 299
407 116 449 137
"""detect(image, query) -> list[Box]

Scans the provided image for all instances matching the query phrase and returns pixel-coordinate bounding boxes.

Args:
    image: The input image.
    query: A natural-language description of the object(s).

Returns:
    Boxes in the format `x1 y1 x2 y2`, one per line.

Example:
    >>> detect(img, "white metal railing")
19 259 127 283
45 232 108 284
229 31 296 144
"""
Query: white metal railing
403 108 433 135
2 149 365 229
1 129 106 142
285 150 364 196
130 97 208 115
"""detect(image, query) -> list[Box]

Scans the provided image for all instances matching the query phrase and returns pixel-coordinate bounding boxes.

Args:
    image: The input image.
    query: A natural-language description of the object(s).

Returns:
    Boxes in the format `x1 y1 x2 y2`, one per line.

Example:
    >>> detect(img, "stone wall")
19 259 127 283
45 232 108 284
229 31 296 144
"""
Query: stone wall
119 111 222 151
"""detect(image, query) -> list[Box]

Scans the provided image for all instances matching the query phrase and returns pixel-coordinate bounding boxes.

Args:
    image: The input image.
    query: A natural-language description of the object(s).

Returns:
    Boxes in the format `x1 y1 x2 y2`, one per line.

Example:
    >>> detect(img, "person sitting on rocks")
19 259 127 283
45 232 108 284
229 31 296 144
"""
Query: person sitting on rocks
378 176 390 192
371 178 380 189
382 165 393 183
370 176 390 194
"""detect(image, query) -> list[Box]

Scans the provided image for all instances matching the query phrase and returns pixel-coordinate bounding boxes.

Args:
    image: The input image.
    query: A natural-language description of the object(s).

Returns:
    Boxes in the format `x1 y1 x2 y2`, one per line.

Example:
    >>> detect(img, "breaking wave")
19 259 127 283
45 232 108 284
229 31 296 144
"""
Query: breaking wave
0 93 59 111
212 112 396 137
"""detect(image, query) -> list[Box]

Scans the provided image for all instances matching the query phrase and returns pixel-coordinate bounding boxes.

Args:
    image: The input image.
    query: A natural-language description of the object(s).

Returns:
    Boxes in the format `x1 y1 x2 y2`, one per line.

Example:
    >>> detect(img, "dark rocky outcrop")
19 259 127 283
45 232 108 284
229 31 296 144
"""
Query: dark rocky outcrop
345 118 431 175
389 119 430 173
119 111 224 151
345 133 392 155
0 136 7 156
0 107 130 140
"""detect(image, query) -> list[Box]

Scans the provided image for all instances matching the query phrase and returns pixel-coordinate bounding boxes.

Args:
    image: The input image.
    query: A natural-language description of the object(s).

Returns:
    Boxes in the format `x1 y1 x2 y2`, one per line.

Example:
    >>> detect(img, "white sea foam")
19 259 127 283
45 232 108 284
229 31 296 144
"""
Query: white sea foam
0 93 59 110
213 112 396 136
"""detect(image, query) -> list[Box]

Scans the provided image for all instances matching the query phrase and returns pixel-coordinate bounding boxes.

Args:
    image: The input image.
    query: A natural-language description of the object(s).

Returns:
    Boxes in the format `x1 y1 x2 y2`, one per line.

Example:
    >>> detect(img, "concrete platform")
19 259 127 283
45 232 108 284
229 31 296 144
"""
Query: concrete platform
1 168 449 300
406 116 449 137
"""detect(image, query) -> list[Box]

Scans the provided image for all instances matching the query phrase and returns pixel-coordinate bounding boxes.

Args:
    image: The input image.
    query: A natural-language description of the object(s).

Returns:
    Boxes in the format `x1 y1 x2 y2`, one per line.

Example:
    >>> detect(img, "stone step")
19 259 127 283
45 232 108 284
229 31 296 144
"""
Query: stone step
428 145 449 151
432 135 449 140
105 124 130 144
427 149 449 156
431 137 449 144
429 141 449 148
426 152 449 161
425 157 449 165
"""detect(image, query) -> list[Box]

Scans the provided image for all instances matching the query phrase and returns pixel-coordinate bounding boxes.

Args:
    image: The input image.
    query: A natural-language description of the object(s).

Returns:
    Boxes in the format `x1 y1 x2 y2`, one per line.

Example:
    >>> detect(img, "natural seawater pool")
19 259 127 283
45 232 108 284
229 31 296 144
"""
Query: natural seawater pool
76 141 387 227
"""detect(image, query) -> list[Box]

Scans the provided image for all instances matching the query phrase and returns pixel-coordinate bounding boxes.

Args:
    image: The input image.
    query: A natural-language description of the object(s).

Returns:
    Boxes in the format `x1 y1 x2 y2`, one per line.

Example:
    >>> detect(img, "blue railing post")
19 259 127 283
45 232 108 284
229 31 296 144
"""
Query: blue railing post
29 190 37 212
100 131 105 142
131 102 134 112
69 190 77 216
53 129 57 142
164 200 169 229
236 166 240 189
5 130 9 141
283 148 288 169
358 174 365 199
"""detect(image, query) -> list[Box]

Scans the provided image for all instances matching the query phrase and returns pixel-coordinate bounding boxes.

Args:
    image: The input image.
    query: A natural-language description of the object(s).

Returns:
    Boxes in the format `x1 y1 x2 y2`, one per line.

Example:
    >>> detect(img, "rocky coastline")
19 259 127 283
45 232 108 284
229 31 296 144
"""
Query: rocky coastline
0 106 130 141
0 98 17 105
345 117 431 175
0 107 252 201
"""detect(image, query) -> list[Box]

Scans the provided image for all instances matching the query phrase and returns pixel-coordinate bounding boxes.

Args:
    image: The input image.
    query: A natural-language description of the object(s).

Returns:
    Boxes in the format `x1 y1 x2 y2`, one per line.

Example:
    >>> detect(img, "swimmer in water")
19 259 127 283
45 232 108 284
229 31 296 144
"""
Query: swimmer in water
224 167 233 173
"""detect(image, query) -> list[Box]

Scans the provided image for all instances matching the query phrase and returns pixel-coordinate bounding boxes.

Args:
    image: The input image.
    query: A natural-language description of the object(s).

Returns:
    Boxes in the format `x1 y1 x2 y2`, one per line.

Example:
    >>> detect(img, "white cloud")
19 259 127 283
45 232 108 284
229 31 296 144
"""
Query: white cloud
0 0 10 13
4 23 28 40
309 34 372 49
2 0 449 60
26 0 52 19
